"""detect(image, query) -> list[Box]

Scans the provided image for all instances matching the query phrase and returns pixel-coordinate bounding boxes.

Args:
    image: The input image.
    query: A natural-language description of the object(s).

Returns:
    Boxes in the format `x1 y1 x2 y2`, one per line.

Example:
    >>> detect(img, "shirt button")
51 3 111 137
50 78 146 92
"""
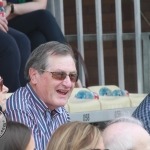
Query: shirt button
51 110 56 116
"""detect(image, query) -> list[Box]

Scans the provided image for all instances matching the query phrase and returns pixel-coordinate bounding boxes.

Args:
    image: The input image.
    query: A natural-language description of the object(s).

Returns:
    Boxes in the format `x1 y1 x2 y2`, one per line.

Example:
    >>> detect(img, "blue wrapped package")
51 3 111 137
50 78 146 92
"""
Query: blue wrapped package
111 89 125 96
112 89 129 96
75 90 94 99
99 87 112 96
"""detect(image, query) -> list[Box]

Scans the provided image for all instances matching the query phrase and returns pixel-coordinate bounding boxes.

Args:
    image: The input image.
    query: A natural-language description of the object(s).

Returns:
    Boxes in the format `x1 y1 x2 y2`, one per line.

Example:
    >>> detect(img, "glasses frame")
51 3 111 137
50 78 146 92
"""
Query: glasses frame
40 69 78 82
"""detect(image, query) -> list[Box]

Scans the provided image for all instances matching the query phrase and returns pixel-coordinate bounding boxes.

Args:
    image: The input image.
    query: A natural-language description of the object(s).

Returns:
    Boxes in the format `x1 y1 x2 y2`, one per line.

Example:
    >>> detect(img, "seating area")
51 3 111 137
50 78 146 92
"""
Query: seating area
5 85 147 123
66 85 147 122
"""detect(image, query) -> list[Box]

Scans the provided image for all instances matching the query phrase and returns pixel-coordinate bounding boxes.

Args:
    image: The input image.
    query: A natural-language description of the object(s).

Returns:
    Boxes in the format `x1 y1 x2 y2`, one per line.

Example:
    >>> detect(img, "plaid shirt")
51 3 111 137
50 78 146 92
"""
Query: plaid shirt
132 93 150 134
5 83 70 150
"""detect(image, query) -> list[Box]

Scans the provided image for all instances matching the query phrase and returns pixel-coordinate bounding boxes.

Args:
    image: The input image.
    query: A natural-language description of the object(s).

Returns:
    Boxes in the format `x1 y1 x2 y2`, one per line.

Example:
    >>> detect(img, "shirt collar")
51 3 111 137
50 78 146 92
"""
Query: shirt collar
26 83 63 115
54 107 62 114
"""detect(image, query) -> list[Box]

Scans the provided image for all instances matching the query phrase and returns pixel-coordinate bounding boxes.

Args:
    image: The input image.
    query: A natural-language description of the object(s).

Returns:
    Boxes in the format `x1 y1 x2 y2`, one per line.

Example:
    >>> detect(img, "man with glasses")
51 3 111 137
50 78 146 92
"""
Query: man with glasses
5 41 78 150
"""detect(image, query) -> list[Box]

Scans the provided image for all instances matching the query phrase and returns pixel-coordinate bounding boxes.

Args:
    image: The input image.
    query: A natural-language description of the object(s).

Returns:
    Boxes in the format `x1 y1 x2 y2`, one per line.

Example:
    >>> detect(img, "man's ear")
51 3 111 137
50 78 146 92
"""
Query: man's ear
29 68 38 84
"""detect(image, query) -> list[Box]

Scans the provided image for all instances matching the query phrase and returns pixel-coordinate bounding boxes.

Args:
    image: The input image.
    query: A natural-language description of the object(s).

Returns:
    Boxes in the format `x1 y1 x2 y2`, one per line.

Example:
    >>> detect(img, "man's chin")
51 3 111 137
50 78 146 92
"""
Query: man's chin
60 99 68 106
54 96 69 106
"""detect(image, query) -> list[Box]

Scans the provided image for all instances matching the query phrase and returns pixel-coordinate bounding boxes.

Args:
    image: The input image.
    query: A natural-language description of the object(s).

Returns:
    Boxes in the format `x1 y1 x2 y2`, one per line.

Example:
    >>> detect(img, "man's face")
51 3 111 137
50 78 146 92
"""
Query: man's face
30 54 77 110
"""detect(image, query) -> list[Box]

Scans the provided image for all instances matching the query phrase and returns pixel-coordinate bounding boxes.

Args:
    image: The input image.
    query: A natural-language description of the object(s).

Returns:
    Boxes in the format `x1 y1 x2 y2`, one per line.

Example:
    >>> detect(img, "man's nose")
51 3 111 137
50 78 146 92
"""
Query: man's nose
62 75 72 87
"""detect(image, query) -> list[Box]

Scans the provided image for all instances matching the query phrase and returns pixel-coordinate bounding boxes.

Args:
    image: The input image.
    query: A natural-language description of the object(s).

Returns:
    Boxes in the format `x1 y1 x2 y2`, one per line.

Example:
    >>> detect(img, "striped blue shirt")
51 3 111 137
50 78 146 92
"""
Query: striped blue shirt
5 83 70 150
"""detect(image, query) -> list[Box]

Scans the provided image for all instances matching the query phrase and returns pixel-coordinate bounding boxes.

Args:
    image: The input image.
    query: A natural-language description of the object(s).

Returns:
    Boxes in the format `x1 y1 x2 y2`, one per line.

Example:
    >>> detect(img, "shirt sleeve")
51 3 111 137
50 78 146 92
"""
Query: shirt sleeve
5 109 35 128
5 109 41 150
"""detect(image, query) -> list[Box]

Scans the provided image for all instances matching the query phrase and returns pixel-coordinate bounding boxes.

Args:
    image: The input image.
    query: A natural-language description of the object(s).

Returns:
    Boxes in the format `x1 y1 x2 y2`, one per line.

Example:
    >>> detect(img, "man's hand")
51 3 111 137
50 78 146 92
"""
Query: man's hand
0 16 8 32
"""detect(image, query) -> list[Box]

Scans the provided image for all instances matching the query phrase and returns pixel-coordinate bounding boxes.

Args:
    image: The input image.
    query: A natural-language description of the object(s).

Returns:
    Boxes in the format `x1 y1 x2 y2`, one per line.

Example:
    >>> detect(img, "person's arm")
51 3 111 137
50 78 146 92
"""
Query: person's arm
5 0 47 19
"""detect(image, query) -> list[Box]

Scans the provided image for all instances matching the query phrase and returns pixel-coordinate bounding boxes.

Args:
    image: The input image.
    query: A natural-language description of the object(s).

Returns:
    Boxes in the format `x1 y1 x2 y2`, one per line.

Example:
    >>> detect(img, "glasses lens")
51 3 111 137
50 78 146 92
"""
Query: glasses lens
0 77 3 92
69 74 78 82
52 72 78 82
52 72 66 80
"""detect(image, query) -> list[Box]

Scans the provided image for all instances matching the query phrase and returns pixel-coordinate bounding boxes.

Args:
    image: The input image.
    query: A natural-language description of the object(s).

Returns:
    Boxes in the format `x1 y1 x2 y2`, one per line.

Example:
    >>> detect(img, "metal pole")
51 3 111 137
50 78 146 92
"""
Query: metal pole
134 0 143 93
95 0 105 85
76 0 85 86
48 0 55 17
54 0 65 34
115 0 125 90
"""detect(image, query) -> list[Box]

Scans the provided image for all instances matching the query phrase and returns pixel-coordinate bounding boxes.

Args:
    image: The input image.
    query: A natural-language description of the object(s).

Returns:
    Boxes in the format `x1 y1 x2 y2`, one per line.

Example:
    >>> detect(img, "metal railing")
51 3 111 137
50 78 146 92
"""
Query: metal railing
47 0 150 93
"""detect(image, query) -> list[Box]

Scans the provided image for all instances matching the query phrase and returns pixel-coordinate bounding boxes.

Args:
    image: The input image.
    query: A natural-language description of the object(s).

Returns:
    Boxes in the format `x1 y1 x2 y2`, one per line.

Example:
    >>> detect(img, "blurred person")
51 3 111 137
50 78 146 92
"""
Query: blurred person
0 15 31 92
0 76 8 112
0 121 35 150
1 0 66 92
4 0 66 51
46 121 104 150
5 41 78 150
102 116 150 150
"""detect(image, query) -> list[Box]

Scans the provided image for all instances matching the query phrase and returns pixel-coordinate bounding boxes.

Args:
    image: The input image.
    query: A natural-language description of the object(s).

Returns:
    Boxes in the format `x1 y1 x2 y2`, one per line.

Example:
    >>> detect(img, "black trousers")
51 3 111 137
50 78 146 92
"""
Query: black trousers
0 28 31 92
8 9 66 51
0 10 66 92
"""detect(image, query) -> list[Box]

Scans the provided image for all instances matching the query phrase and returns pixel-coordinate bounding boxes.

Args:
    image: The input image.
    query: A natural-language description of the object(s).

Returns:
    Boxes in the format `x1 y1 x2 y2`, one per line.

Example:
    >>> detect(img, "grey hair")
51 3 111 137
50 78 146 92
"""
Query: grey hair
107 116 143 127
103 116 144 150
24 41 76 82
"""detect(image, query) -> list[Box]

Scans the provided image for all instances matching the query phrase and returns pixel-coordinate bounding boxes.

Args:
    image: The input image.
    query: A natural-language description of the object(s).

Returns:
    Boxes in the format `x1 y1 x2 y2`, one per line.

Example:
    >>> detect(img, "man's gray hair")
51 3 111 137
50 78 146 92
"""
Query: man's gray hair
107 115 143 127
103 116 144 150
24 41 76 82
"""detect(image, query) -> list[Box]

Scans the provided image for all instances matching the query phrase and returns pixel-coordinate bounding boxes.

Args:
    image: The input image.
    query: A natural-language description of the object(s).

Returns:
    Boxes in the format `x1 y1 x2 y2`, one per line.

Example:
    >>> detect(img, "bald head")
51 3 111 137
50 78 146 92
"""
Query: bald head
103 120 150 150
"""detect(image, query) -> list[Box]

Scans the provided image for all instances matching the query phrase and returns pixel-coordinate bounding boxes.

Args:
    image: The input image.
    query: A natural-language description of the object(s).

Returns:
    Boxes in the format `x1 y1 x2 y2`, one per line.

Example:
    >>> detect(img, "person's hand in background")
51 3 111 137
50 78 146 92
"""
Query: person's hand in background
0 16 8 32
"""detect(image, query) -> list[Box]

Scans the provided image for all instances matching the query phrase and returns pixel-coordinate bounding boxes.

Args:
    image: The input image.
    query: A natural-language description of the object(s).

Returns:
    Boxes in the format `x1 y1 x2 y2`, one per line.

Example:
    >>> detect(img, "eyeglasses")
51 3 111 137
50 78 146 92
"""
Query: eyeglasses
0 76 3 92
40 70 78 82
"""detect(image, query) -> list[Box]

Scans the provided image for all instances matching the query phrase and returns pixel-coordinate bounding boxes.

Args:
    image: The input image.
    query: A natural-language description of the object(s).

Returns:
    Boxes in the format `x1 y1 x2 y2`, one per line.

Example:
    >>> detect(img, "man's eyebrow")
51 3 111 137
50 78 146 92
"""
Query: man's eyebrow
54 69 77 73
70 71 77 74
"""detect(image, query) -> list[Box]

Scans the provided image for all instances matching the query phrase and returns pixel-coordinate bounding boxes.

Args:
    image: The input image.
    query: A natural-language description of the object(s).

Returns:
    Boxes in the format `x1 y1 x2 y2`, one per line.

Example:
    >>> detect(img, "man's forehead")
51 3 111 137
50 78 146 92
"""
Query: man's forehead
48 54 75 61
47 55 76 71
110 122 135 128
104 122 131 133
105 122 145 136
